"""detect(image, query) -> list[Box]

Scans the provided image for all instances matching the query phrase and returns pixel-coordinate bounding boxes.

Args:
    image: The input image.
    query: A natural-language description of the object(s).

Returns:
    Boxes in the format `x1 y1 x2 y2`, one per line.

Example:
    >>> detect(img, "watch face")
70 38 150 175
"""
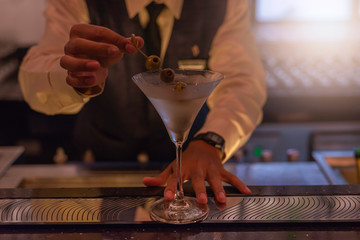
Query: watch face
207 132 224 145
194 132 225 148
208 133 223 143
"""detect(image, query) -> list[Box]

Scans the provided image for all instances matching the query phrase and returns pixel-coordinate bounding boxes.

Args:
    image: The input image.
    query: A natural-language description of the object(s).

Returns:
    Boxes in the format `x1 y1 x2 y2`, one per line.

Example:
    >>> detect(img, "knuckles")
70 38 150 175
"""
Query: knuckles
59 56 67 69
64 39 79 54
69 24 83 37
70 24 108 42
65 75 75 87
91 27 108 41
69 24 91 38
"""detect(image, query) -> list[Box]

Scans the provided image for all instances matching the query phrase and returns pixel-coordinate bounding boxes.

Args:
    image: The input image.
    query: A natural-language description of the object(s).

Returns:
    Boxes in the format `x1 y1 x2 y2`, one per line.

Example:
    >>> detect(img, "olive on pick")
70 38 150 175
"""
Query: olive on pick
131 34 161 72
160 68 175 83
131 34 176 82
145 55 161 72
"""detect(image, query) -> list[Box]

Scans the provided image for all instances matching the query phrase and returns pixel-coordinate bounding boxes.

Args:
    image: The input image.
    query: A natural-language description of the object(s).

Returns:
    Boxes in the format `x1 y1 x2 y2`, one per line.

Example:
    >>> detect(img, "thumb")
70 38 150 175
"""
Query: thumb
142 164 172 187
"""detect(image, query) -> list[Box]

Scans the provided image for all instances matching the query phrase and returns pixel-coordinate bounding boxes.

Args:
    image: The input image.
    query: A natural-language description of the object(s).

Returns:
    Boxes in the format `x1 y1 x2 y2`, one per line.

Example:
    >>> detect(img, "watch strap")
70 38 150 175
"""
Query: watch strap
193 132 226 160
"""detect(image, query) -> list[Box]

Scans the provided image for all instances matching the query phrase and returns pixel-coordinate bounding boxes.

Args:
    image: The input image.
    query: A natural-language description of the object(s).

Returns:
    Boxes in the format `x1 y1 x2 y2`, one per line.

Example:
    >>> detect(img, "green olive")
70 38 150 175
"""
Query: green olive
160 68 175 83
174 81 187 91
145 55 161 72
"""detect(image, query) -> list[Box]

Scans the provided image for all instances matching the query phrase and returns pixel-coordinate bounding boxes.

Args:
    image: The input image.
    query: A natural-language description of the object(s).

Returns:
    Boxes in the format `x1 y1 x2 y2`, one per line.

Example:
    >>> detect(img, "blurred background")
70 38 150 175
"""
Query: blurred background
0 0 359 167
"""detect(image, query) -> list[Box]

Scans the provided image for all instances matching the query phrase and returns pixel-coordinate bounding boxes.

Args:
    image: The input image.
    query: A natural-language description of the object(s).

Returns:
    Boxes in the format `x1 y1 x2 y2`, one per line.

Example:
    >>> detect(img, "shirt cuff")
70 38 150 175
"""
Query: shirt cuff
197 117 251 161
47 71 91 113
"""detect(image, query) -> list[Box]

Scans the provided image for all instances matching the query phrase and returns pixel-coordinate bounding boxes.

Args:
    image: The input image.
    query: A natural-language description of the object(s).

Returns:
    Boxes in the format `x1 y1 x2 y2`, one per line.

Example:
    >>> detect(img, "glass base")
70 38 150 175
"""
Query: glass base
150 197 209 224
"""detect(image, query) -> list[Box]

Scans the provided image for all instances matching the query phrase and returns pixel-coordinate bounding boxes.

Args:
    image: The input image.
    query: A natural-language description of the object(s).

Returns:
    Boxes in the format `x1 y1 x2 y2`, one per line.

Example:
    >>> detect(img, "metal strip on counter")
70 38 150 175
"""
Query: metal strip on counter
0 195 360 225
0 186 360 225
0 146 24 179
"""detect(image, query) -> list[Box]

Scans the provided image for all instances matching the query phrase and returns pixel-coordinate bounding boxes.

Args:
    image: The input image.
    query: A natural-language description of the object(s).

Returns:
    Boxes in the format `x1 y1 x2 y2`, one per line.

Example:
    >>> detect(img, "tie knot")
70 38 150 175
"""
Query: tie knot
146 2 165 20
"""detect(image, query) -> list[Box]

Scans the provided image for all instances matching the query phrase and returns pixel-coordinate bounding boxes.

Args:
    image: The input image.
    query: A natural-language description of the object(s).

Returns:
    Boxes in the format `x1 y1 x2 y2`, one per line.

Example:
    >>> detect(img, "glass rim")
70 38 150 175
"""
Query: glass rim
132 69 225 82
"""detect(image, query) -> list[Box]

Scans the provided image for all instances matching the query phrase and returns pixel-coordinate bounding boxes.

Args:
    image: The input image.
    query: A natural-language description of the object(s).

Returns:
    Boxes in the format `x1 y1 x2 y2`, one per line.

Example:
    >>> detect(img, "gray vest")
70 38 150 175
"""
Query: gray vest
74 0 227 162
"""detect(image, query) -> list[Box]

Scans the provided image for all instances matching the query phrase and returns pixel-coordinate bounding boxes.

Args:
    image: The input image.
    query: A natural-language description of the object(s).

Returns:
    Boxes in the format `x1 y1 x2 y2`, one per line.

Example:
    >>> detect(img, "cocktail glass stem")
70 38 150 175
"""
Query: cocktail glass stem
175 141 185 200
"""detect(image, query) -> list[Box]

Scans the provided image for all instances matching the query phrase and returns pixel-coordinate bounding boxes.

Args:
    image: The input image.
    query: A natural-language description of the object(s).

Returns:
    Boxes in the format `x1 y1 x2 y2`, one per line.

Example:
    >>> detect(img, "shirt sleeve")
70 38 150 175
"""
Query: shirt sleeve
199 0 267 160
18 0 91 115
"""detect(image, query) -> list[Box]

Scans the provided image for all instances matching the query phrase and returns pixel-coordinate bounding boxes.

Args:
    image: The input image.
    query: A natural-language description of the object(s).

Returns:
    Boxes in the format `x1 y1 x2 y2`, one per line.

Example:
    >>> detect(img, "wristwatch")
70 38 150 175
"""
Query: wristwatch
193 132 226 160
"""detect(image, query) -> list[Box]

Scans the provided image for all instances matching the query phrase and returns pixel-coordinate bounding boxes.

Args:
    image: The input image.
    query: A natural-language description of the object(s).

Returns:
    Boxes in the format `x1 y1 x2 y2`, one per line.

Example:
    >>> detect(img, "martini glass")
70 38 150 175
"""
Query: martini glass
132 69 224 224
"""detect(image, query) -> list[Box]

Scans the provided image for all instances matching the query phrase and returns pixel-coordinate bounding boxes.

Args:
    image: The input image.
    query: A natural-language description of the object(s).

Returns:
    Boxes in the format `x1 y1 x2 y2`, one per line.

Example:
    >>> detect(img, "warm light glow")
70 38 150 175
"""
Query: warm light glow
256 0 353 22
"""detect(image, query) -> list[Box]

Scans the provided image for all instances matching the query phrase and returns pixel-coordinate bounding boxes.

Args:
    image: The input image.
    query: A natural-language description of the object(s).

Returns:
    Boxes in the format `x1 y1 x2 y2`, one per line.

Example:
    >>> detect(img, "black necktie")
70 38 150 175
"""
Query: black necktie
145 2 164 56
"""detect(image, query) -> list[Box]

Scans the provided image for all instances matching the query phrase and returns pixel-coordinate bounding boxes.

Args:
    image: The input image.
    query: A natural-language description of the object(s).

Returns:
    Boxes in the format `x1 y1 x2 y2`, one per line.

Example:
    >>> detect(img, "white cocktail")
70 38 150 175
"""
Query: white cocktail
132 69 224 224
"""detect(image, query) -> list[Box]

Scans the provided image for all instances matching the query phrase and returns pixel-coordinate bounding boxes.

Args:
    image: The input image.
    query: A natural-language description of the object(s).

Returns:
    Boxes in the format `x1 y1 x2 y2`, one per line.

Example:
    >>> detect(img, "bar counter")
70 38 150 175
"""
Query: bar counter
1 185 360 240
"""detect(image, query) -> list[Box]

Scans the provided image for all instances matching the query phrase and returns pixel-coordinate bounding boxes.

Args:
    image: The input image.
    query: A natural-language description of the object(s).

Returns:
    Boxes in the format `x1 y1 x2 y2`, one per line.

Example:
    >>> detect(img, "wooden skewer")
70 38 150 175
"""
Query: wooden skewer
131 34 148 59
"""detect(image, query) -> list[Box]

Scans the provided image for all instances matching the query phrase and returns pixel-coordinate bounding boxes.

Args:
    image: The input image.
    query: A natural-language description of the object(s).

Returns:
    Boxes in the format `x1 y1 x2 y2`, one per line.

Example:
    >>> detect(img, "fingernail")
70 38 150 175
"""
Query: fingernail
165 190 174 200
108 46 119 56
217 192 226 203
86 61 98 70
245 186 251 194
198 193 208 204
125 43 136 53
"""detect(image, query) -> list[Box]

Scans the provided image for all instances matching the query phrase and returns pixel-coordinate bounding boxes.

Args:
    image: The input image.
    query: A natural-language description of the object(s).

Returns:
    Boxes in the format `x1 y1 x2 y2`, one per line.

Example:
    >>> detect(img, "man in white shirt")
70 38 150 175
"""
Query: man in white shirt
19 0 266 204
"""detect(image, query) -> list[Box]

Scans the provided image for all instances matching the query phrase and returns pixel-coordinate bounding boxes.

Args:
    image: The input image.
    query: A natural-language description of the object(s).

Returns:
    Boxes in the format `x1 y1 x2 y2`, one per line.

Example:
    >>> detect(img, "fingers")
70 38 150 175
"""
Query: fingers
163 175 177 201
222 171 251 194
143 164 177 201
66 71 97 88
142 163 177 202
62 60 108 89
142 158 250 205
61 24 144 88
143 174 177 201
63 24 144 71
60 55 100 72
191 174 208 204
191 169 249 204
70 24 144 54
142 164 172 187
64 37 121 58
64 38 123 67
207 174 227 204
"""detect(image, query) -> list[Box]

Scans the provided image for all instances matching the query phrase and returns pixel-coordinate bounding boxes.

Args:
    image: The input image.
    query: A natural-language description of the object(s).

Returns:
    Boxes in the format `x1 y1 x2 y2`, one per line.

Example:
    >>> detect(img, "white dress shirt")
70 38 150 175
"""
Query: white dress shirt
19 0 266 160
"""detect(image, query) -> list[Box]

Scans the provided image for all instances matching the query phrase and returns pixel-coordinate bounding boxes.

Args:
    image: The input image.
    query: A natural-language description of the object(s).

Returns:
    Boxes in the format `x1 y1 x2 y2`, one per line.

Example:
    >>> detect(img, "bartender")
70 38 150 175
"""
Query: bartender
18 0 266 204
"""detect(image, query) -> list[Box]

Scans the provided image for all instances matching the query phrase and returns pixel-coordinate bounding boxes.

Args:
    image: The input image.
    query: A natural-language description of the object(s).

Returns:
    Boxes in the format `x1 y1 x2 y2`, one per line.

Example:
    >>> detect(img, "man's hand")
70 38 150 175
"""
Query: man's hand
60 24 144 93
143 140 251 204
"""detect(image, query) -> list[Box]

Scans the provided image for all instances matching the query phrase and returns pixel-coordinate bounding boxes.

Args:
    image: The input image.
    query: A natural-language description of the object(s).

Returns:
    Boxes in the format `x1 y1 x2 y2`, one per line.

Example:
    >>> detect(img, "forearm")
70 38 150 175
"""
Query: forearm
18 0 90 115
200 83 265 160
202 0 267 159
